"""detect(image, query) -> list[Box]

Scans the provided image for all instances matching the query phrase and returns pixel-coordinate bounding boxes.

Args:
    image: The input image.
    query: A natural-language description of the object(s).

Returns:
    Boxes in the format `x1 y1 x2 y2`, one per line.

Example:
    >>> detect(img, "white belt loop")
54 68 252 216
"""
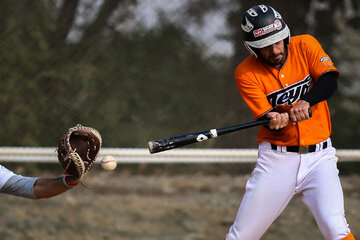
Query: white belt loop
318 142 322 151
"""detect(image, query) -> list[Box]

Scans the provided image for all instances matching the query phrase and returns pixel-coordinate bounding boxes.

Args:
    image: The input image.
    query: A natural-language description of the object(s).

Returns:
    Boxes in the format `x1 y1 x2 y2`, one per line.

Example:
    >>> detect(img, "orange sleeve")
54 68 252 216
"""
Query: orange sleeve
300 35 338 80
234 68 273 120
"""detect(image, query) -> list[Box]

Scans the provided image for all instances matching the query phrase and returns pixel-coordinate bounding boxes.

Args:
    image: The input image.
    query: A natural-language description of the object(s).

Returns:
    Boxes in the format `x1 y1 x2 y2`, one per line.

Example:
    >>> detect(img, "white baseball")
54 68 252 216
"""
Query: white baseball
101 156 117 171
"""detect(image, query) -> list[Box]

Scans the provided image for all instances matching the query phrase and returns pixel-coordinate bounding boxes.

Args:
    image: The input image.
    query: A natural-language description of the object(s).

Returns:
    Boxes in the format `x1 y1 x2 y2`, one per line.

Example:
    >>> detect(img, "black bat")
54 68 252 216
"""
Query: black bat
148 119 270 154
148 108 312 154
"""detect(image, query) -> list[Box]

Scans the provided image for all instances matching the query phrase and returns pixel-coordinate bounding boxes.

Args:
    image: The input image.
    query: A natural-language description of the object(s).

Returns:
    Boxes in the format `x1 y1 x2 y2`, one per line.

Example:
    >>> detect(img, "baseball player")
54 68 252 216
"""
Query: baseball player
225 4 355 240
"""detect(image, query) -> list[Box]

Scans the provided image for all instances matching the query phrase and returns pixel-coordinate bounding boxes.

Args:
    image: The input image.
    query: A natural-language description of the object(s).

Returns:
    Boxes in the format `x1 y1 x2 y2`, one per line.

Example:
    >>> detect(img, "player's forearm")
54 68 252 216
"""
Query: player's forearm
33 176 80 199
300 71 337 106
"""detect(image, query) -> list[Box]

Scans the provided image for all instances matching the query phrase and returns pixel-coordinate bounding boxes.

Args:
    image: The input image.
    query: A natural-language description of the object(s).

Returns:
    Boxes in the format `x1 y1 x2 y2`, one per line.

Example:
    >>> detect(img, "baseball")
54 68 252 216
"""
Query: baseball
101 155 117 171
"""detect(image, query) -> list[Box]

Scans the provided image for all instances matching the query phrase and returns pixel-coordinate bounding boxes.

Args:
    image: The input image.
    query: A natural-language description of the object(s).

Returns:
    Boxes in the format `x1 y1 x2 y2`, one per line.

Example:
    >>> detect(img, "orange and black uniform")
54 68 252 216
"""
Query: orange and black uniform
235 34 338 147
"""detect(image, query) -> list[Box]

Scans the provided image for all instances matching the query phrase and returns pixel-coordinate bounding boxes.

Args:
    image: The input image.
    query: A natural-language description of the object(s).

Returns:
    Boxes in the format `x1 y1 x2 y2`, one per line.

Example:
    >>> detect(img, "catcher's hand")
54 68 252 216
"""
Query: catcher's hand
57 124 102 179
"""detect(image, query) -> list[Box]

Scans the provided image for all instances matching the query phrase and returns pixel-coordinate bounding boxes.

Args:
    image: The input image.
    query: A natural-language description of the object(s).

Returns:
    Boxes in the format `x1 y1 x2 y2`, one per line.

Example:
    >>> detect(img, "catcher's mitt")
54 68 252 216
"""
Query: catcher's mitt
57 124 102 179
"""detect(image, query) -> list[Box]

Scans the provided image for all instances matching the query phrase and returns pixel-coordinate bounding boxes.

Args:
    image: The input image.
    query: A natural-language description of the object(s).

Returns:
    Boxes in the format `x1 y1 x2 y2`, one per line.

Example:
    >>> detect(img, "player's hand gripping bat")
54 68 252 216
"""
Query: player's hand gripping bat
148 108 312 154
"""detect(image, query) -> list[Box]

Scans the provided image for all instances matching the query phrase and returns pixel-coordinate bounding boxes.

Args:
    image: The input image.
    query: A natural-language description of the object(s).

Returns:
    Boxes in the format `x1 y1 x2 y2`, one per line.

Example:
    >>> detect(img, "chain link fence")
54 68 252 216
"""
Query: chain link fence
0 0 359 149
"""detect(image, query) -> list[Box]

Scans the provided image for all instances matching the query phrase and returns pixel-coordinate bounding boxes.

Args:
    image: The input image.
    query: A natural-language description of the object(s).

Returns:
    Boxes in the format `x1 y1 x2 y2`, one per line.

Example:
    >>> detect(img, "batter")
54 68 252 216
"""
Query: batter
225 5 355 240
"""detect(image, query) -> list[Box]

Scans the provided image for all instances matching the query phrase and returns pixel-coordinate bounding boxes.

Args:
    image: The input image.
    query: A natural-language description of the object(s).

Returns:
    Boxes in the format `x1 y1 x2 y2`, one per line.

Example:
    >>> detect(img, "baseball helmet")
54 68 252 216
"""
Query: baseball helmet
241 4 290 57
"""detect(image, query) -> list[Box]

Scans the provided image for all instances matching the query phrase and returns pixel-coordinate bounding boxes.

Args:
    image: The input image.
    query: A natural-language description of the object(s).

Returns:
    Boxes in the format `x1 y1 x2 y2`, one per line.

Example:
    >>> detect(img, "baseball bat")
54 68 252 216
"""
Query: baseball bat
148 108 312 154
148 119 270 154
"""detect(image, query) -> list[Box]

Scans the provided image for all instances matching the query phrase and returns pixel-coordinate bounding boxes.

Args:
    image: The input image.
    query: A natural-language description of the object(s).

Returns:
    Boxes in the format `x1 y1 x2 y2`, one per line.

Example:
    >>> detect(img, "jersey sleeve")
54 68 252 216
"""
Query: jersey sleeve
0 175 37 199
235 69 273 120
301 35 338 80
0 164 16 189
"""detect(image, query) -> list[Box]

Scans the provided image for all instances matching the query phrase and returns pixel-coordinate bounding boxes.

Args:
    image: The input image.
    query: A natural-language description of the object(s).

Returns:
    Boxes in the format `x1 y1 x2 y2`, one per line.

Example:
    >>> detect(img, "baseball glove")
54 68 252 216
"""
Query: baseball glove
57 124 102 179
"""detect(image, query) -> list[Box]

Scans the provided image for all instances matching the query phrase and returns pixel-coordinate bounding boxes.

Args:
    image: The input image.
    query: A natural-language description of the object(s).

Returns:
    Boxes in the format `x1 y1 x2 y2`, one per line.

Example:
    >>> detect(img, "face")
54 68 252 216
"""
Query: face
259 40 286 69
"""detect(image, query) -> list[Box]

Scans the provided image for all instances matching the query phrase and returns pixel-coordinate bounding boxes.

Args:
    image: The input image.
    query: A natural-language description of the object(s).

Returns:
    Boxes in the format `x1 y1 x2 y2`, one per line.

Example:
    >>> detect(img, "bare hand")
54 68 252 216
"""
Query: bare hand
289 100 311 123
266 112 289 130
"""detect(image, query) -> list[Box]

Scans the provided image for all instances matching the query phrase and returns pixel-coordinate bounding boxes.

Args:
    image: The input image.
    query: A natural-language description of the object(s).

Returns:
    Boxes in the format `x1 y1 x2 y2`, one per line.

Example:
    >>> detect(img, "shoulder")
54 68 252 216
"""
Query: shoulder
290 34 321 48
234 56 267 90
235 55 260 77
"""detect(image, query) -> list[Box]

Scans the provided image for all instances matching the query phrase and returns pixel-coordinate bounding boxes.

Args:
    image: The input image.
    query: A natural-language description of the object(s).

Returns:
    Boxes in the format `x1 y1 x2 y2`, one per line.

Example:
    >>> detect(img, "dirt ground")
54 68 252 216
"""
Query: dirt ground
0 163 359 240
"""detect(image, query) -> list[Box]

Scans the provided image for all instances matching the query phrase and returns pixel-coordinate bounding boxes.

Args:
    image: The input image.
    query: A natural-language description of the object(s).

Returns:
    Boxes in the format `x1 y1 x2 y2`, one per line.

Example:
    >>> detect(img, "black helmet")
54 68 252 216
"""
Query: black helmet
241 4 290 57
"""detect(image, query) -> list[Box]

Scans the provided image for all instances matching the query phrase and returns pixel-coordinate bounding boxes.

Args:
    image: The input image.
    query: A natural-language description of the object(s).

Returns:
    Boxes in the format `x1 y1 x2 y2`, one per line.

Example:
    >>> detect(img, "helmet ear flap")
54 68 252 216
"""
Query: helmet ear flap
244 42 259 58
284 33 291 45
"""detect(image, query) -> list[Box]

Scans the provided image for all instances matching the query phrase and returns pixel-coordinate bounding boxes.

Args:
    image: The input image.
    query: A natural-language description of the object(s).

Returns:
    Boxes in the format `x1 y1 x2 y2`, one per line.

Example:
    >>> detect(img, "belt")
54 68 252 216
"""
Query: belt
271 140 328 154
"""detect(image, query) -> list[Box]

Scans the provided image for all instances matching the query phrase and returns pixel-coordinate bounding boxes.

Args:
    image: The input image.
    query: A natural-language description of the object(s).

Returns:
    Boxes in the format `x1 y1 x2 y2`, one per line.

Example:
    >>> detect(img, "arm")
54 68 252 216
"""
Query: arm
1 174 80 199
33 176 81 199
300 71 337 106
290 71 337 122
0 124 101 200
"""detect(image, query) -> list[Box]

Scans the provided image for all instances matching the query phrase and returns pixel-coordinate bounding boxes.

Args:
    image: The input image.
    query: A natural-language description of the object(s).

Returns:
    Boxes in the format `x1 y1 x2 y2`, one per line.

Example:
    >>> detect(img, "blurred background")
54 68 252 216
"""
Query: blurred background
0 0 360 239
1 0 359 149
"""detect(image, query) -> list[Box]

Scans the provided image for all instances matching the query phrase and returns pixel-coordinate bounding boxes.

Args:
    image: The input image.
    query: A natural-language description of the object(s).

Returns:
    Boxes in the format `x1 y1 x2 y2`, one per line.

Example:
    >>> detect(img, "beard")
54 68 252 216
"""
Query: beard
260 48 287 69
266 53 285 68
271 53 284 64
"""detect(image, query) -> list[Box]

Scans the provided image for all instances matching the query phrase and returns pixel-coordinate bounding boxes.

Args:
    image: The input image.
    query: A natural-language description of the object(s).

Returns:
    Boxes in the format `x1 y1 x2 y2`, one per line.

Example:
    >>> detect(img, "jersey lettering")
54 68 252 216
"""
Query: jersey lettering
267 75 312 107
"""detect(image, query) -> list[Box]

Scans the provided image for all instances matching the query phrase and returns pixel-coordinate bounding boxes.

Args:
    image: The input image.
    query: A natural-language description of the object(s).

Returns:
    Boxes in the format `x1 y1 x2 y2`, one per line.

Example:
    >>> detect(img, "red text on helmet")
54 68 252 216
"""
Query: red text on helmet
253 20 282 38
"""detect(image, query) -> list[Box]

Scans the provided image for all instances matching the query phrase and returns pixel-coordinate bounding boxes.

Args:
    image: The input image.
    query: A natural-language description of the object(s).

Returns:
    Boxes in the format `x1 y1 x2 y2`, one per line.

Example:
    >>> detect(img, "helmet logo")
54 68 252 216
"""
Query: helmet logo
241 17 254 32
247 8 258 17
253 19 282 38
273 9 282 19
259 5 268 13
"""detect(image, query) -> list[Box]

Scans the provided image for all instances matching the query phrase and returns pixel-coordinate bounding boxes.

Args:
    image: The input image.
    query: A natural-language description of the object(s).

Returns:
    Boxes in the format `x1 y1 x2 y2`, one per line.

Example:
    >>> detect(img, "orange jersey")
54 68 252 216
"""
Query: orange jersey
235 34 338 146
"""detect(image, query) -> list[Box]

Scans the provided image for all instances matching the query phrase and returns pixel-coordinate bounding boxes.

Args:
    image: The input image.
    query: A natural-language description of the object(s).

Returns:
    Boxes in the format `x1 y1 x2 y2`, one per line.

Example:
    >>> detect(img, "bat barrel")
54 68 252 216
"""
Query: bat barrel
148 130 214 154
148 141 157 154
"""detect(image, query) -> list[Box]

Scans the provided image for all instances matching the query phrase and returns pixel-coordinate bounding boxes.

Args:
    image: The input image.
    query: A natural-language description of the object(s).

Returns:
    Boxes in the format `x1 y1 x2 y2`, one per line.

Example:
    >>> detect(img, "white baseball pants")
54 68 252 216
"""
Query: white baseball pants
225 139 352 240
